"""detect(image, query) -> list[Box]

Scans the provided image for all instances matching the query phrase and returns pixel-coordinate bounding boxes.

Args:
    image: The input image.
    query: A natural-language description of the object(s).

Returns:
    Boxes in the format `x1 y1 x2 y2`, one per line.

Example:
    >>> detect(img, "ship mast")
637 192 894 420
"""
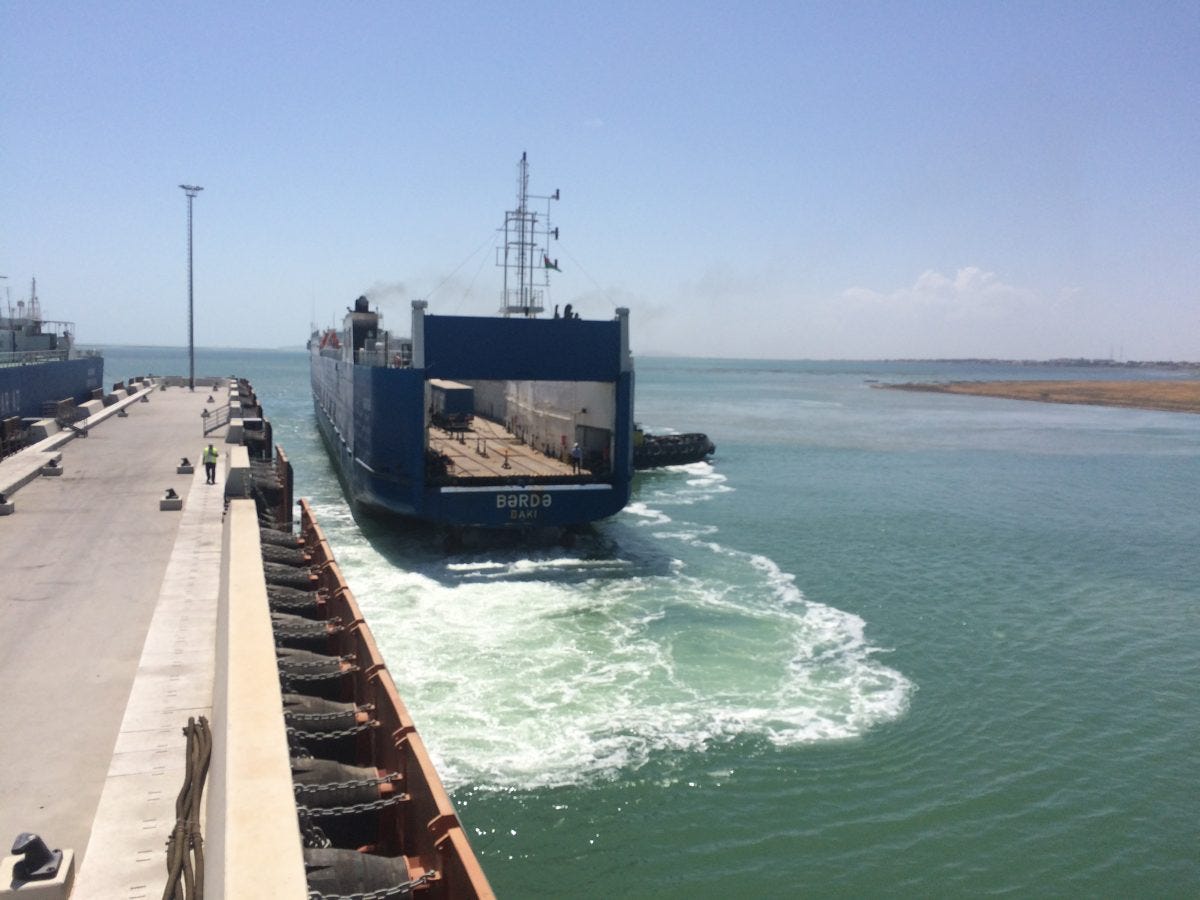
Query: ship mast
499 152 559 318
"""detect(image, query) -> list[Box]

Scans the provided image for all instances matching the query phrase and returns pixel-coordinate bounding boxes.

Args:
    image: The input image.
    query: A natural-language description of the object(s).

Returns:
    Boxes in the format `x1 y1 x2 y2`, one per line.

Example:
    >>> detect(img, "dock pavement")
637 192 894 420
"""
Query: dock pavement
0 381 228 897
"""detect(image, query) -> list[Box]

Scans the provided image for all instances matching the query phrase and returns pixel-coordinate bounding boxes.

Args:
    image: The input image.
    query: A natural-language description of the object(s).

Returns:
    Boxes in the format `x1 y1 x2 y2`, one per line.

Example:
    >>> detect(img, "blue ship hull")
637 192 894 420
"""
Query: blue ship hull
311 309 634 530
0 356 105 421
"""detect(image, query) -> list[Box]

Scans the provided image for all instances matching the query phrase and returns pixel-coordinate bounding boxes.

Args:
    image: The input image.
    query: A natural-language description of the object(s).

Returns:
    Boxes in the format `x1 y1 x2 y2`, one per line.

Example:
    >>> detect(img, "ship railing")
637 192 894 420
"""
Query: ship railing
1 416 28 460
0 348 70 367
430 472 609 487
0 317 74 332
501 287 544 315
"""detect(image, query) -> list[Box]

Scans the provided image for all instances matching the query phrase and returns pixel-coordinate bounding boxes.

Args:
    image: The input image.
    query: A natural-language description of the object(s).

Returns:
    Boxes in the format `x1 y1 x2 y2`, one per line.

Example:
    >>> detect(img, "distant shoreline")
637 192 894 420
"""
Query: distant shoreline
872 358 1200 372
877 380 1200 414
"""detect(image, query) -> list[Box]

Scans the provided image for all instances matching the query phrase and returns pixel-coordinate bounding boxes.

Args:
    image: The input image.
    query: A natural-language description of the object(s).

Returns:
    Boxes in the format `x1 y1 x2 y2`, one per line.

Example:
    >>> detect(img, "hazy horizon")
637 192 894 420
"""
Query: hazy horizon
87 341 1199 367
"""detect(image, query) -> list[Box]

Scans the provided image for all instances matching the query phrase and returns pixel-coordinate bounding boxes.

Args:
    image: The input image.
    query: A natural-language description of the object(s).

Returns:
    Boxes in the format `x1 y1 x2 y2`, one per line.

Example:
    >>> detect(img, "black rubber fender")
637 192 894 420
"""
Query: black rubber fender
304 848 413 897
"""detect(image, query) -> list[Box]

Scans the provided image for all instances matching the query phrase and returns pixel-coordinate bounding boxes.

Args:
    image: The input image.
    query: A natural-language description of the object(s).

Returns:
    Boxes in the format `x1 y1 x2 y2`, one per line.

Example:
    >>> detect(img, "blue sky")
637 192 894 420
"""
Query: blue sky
3 1 1197 360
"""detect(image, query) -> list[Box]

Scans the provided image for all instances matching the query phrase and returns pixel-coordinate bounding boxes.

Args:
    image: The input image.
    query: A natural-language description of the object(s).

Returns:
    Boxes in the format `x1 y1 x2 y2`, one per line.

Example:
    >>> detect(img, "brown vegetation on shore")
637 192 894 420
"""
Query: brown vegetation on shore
878 380 1200 414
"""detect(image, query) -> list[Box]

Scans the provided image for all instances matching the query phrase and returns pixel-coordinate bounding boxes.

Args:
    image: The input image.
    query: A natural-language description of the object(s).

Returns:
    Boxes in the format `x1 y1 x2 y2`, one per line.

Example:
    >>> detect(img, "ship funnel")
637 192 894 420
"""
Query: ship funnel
347 296 379 355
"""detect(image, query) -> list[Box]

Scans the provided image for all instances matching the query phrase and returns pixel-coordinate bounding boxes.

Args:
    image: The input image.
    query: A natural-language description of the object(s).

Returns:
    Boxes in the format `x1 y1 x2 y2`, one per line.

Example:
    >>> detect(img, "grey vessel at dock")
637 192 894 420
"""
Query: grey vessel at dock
0 279 103 457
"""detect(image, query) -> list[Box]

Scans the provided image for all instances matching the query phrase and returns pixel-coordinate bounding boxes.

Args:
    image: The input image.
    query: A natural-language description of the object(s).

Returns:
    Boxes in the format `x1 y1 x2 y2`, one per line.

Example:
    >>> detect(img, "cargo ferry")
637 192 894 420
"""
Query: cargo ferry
310 155 634 531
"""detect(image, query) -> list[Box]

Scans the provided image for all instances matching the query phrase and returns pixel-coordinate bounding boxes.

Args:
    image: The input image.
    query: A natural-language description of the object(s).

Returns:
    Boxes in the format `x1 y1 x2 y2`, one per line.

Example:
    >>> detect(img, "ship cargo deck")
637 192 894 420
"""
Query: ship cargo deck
429 417 579 479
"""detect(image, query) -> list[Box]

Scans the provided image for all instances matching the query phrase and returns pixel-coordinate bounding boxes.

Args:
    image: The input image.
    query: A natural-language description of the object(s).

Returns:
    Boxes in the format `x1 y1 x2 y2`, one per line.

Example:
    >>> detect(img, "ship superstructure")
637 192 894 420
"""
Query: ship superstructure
310 157 634 531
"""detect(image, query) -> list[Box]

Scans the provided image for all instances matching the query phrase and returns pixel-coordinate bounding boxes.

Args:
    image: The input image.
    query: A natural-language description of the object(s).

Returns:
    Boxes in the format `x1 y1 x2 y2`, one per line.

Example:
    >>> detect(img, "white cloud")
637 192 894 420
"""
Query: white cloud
844 267 1031 315
609 265 1110 360
815 266 1058 357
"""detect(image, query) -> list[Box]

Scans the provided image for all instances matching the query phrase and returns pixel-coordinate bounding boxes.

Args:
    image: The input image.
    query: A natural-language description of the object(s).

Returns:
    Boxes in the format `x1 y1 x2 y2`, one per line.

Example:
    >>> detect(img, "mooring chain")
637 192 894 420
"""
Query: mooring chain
279 654 356 671
293 773 400 797
297 814 331 849
307 870 436 900
280 664 360 685
285 703 374 723
273 627 329 641
286 722 376 744
288 742 315 760
273 621 344 640
296 792 411 819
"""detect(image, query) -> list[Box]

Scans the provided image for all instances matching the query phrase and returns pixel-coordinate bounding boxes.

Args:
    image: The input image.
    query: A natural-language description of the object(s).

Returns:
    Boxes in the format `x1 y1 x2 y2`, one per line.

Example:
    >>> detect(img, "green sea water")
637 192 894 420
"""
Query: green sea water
106 348 1200 896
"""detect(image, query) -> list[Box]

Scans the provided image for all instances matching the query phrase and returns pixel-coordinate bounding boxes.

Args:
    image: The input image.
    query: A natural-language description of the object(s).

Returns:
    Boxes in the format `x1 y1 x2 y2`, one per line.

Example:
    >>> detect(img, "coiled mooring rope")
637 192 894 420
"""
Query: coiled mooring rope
163 715 212 900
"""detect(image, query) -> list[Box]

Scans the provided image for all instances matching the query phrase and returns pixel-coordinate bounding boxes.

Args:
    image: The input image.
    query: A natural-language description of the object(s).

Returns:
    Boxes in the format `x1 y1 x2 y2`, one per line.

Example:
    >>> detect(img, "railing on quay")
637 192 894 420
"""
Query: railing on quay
203 402 231 435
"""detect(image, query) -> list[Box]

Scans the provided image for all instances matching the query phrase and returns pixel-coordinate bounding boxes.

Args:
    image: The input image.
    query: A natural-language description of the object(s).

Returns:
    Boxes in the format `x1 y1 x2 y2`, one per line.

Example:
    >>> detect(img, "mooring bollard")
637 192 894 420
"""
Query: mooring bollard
1 831 75 894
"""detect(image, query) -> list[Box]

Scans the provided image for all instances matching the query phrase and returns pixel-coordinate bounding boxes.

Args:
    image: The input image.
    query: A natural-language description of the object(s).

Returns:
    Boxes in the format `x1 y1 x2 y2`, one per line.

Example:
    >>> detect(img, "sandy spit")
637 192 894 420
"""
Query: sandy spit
876 380 1200 414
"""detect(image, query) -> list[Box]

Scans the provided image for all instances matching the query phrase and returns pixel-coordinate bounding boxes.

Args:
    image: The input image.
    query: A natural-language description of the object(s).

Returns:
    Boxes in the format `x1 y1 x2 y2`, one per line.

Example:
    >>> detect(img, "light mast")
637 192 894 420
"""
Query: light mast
499 153 559 317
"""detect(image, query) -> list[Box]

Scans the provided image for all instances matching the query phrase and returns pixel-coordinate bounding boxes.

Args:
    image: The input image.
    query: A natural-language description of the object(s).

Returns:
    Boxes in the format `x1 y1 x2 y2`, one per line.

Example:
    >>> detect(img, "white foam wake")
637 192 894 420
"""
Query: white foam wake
320 468 911 791
638 461 734 508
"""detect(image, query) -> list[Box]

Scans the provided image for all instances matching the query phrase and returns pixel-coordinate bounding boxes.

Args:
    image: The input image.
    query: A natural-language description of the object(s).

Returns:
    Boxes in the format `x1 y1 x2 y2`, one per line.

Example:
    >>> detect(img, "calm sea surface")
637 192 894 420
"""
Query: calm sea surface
104 348 1200 896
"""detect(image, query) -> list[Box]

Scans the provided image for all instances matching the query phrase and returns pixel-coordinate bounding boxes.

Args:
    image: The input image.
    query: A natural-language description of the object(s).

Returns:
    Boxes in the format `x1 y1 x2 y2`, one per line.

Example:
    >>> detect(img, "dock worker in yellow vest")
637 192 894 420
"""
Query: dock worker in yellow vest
202 443 219 485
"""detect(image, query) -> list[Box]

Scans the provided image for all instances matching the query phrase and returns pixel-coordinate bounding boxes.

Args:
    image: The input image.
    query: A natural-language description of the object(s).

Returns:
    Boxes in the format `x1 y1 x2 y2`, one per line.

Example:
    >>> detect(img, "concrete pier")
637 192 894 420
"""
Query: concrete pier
0 381 228 897
0 375 491 899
